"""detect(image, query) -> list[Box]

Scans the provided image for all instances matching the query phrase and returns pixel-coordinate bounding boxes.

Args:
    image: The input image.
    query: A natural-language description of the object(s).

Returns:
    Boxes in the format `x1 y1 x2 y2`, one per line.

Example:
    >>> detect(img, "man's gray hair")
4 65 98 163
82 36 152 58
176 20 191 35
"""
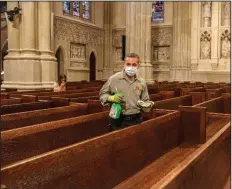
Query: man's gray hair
124 53 140 62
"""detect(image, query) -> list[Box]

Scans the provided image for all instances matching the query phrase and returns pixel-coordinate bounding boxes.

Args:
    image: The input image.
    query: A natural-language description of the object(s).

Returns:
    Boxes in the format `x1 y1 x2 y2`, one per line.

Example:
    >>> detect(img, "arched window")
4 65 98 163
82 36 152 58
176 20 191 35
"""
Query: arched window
63 1 91 20
152 1 164 22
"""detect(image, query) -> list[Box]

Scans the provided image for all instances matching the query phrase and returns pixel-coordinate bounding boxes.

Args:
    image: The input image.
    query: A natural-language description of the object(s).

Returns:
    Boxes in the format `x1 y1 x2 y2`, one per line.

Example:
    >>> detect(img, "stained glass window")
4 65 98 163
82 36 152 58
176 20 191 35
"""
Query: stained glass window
152 1 164 22
63 1 70 14
82 1 90 20
63 1 91 20
72 1 80 16
0 2 7 13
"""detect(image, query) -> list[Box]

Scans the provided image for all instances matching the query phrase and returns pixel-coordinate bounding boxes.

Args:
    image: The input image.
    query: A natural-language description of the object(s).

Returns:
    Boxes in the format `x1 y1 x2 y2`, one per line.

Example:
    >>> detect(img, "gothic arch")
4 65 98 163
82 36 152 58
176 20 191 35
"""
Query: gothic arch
89 51 97 81
55 45 65 77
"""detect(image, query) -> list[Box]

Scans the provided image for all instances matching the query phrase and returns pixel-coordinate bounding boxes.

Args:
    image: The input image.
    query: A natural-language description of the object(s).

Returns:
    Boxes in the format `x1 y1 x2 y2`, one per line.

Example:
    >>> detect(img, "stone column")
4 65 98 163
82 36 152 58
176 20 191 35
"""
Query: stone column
170 2 191 81
18 2 44 89
210 2 219 70
202 2 212 27
38 2 57 88
191 2 200 70
103 2 114 80
222 2 230 26
2 2 20 87
126 2 154 83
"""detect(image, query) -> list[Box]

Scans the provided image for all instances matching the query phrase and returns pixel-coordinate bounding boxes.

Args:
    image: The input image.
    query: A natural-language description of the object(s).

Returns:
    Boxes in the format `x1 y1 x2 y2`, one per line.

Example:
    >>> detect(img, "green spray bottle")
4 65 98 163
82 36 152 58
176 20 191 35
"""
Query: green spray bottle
109 88 123 119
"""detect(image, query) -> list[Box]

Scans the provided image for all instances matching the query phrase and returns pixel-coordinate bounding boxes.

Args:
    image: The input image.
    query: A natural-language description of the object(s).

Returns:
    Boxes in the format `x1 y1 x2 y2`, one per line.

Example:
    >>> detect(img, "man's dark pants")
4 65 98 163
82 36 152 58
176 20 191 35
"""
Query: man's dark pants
109 113 143 131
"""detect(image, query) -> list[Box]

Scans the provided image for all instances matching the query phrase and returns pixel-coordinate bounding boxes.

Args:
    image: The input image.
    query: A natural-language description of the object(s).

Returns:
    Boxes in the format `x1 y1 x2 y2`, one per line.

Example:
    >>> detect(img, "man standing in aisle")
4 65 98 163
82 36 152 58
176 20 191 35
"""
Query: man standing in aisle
99 53 154 131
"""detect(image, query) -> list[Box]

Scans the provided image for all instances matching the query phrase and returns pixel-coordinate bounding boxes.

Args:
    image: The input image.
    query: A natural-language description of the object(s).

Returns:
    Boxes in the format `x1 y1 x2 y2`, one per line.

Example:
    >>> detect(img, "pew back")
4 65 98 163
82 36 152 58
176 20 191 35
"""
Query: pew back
1 100 69 115
1 111 181 189
153 95 192 110
1 104 88 131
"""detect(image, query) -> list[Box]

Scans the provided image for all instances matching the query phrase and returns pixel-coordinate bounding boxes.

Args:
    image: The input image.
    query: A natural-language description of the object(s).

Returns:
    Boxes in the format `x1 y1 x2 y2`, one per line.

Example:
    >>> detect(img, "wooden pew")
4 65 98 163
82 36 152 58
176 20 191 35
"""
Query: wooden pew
70 96 99 103
1 111 181 189
159 91 175 99
1 111 109 167
150 93 163 102
1 95 38 105
39 91 99 100
0 100 69 115
114 111 230 189
150 122 230 189
181 87 205 96
153 95 192 110
194 93 231 114
206 88 224 100
9 88 100 98
1 104 88 131
1 98 22 105
188 92 206 105
1 109 168 167
224 86 231 93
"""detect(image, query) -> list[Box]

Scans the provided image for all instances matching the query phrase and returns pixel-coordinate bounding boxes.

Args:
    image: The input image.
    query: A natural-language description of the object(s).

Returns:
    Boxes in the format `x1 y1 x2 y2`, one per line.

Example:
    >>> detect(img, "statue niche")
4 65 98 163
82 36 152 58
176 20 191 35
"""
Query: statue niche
221 30 230 59
200 31 211 59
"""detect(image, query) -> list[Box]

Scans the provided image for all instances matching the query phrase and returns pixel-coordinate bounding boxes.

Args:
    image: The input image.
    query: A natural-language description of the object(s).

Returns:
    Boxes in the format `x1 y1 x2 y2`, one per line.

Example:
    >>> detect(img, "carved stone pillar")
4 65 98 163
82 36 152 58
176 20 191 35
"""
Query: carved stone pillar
222 2 230 26
2 2 20 86
126 2 154 83
103 2 114 80
202 2 212 27
3 2 45 90
171 2 191 81
38 2 57 88
210 2 219 69
191 2 200 70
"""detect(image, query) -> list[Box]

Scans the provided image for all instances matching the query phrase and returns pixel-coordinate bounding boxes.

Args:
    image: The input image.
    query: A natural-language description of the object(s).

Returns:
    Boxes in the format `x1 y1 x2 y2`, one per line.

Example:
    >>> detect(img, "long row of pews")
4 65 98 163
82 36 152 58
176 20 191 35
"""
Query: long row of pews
1 80 231 189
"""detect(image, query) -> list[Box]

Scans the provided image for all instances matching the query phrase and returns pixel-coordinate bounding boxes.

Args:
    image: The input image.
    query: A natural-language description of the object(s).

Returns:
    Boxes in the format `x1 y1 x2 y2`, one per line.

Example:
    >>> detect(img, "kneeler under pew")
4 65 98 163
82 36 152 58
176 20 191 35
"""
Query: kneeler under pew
1 106 230 189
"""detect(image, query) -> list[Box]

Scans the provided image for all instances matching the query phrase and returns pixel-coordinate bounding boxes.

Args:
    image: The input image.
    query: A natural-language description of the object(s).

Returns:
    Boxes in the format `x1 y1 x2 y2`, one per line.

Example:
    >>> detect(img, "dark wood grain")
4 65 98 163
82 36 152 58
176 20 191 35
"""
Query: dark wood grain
1 111 181 189
115 116 230 189
194 96 227 113
1 101 61 115
151 122 230 189
1 104 88 131
1 111 110 167
153 95 192 110
179 106 206 144
188 92 206 105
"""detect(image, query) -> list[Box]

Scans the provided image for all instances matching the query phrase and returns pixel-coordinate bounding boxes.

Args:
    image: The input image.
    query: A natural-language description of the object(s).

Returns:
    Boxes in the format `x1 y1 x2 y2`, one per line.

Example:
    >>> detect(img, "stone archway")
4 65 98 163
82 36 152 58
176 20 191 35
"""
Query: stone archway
55 46 65 78
89 52 96 81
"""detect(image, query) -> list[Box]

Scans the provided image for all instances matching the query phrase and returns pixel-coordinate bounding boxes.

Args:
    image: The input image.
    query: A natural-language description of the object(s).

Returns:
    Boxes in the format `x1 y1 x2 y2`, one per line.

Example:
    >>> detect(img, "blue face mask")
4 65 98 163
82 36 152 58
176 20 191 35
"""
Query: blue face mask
125 66 138 76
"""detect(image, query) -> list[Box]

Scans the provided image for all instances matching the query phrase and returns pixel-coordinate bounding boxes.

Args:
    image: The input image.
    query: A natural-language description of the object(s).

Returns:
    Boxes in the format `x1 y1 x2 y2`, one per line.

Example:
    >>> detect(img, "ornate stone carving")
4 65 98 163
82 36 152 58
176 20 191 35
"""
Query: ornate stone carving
70 43 86 60
113 29 125 47
116 48 122 61
221 29 230 59
54 17 104 46
200 31 211 59
153 47 170 61
151 27 172 46
202 2 212 27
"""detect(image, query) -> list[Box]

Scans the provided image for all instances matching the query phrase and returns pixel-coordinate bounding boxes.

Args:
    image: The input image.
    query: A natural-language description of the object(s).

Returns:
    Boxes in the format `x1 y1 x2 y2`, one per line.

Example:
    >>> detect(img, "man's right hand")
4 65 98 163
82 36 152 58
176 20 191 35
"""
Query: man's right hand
108 93 124 103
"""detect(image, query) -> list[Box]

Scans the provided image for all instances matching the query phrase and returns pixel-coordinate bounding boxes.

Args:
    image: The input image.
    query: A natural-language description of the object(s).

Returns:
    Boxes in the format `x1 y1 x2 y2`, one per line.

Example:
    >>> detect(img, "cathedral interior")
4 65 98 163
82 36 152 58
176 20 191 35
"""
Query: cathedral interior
0 1 231 189
0 1 231 90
